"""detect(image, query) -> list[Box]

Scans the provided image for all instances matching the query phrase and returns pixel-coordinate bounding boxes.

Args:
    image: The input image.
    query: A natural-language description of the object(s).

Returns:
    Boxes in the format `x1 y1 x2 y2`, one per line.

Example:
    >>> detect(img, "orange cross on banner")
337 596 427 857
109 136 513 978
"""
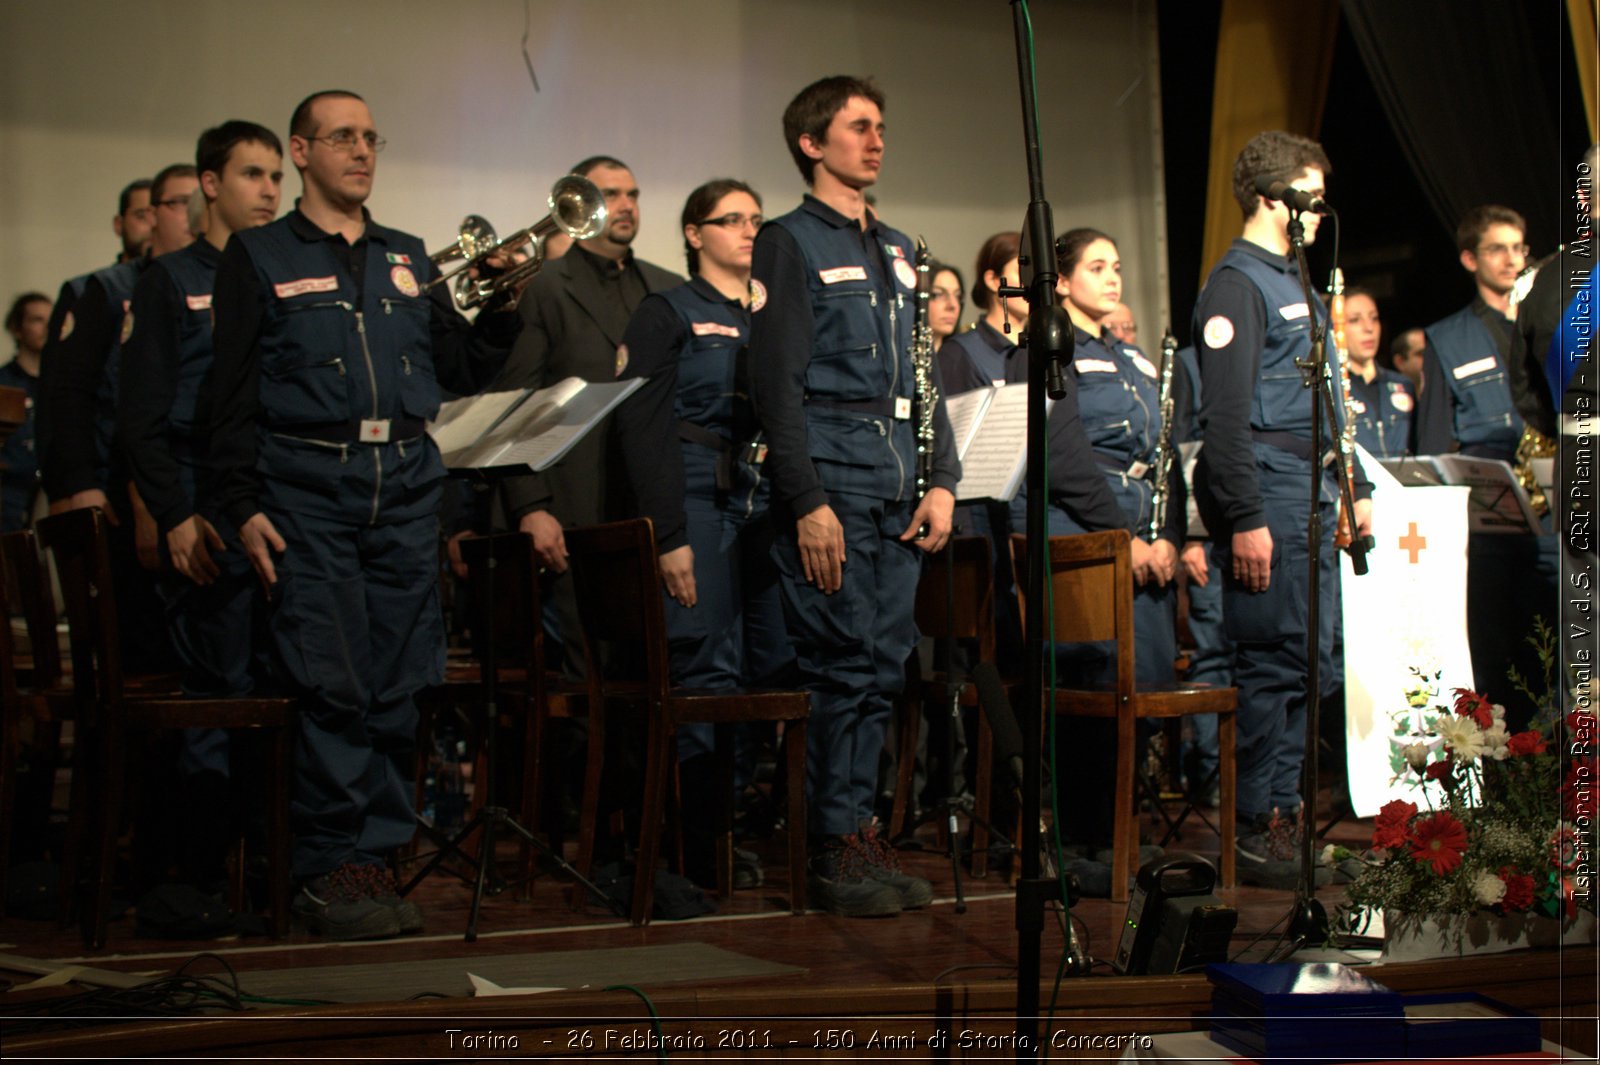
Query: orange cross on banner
1399 521 1427 564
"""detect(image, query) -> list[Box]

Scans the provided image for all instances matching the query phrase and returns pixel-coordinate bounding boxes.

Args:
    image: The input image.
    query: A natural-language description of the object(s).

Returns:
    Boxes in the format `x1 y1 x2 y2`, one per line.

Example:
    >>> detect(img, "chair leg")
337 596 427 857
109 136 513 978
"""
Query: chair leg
518 697 543 900
1111 712 1136 904
630 714 672 927
0 701 18 919
1218 711 1237 889
58 719 92 930
270 723 293 938
569 703 605 910
971 708 994 879
888 691 918 839
785 719 808 915
88 727 124 950
713 727 736 899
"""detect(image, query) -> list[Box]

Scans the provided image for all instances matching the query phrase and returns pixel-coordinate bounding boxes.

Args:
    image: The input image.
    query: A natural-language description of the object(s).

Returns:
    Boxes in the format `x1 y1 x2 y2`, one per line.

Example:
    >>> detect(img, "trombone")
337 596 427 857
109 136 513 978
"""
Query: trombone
427 174 608 310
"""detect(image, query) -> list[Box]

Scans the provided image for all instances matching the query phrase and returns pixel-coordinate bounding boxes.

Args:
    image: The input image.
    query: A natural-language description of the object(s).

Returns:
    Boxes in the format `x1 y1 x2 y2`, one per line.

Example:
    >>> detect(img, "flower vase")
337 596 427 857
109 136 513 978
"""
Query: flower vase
1382 908 1596 961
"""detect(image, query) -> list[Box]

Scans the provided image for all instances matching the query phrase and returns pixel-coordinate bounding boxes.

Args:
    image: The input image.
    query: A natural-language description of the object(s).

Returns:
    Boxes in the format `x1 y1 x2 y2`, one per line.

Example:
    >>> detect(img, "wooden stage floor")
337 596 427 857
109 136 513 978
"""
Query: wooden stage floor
4 797 1597 1060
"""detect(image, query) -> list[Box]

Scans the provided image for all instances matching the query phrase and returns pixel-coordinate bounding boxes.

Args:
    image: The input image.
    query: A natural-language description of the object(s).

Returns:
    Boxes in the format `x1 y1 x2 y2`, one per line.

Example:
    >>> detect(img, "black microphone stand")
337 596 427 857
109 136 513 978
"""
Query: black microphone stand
1001 1 1084 1055
1278 208 1369 955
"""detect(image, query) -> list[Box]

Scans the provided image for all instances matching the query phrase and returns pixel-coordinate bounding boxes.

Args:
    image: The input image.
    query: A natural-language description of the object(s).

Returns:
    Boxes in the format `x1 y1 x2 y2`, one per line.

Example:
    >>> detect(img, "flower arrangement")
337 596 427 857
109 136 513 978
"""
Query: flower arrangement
1332 656 1596 935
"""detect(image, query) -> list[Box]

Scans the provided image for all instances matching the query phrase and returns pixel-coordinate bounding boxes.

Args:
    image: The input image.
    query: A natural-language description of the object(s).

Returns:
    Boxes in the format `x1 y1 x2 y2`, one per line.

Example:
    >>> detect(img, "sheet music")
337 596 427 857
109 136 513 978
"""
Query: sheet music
952 384 1029 502
451 377 641 472
942 388 994 458
428 389 531 457
1430 454 1542 534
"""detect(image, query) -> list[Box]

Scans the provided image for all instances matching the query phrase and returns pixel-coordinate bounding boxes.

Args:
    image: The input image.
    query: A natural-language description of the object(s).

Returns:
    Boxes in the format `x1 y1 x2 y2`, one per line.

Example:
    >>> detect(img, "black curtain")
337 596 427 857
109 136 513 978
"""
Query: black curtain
1341 0 1565 251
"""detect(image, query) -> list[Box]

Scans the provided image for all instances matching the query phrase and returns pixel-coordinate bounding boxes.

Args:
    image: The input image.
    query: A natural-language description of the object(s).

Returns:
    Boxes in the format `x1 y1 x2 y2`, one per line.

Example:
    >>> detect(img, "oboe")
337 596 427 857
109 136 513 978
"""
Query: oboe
1145 328 1178 541
911 238 938 511
1329 267 1355 549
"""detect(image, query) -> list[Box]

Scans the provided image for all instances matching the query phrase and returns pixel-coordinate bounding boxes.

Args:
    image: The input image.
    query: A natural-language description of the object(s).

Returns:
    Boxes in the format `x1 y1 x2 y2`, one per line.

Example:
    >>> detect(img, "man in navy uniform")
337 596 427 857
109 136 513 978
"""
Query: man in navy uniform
749 75 959 917
1193 131 1371 886
208 90 523 939
117 121 284 890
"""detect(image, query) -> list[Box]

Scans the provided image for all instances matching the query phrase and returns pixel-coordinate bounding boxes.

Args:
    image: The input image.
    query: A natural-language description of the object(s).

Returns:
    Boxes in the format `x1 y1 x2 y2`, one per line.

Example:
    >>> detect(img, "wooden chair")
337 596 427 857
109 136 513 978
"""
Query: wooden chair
889 536 1003 876
1011 529 1236 902
38 507 297 948
563 518 809 925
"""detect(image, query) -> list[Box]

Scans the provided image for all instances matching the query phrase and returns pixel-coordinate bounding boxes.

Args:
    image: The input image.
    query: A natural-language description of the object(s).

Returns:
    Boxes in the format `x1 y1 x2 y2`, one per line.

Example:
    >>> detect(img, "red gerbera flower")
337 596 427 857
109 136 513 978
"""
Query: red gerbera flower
1409 812 1468 876
1498 866 1535 911
1452 688 1494 729
1372 799 1417 850
1506 730 1547 757
1425 759 1453 783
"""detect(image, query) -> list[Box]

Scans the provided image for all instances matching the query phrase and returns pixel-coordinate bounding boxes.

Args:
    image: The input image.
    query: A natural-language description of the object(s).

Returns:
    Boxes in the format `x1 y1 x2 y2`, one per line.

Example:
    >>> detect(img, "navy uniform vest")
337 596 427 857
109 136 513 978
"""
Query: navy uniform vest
1205 245 1347 440
154 241 221 437
769 201 918 502
658 278 751 439
87 258 144 475
1074 328 1161 468
1350 366 1414 459
234 217 437 431
1423 305 1521 454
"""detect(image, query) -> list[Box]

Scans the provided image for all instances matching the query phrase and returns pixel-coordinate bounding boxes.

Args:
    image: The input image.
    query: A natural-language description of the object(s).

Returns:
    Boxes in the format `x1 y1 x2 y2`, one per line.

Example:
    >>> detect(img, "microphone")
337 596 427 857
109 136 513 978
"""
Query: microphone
1254 175 1329 215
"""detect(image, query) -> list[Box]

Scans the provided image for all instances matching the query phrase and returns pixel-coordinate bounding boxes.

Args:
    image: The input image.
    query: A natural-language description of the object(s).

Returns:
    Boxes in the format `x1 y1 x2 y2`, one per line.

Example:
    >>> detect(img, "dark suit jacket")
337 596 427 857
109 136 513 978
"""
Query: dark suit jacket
494 247 683 526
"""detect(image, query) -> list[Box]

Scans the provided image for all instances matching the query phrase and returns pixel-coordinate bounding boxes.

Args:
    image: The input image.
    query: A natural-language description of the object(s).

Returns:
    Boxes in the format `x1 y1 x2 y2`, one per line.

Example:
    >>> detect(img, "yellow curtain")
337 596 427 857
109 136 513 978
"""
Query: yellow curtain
1570 0 1599 143
1199 0 1341 284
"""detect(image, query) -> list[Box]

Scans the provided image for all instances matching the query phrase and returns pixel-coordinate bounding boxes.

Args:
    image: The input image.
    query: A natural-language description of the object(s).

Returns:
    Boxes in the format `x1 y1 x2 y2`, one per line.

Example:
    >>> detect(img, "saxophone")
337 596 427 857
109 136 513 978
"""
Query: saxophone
1328 268 1357 548
911 237 938 508
1509 250 1560 517
1145 329 1177 541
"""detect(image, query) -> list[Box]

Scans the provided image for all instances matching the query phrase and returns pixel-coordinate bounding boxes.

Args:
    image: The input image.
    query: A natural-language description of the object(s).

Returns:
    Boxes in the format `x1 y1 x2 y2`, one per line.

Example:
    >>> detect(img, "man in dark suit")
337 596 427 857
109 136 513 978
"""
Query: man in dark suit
494 155 683 645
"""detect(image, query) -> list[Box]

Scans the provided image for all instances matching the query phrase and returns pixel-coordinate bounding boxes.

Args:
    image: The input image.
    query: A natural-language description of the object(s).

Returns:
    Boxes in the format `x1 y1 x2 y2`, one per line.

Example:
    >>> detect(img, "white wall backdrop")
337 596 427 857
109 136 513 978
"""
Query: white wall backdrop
1 0 1172 340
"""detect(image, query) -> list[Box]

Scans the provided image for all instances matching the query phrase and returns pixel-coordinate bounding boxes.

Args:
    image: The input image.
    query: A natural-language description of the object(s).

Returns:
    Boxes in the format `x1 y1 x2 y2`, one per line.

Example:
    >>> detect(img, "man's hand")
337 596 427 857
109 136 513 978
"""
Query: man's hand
49 488 117 524
1148 537 1178 587
797 503 846 594
1353 498 1373 541
899 487 955 554
128 485 160 570
519 509 568 572
1232 525 1274 593
446 529 472 580
167 514 224 586
1181 539 1210 587
240 512 287 594
1129 536 1156 586
659 544 697 607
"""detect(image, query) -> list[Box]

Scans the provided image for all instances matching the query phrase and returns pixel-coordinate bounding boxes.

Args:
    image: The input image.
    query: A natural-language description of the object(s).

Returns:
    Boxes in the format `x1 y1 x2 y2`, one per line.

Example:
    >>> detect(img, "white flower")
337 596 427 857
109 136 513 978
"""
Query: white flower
1403 743 1430 772
1435 715 1487 763
1472 870 1507 906
1320 844 1338 866
1490 703 1506 722
1481 720 1511 761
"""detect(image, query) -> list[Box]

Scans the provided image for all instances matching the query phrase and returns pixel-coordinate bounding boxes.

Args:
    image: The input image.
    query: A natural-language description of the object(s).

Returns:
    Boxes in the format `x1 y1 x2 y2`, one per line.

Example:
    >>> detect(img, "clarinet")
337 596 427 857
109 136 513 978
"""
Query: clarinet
1329 267 1356 549
1145 329 1178 541
911 238 938 513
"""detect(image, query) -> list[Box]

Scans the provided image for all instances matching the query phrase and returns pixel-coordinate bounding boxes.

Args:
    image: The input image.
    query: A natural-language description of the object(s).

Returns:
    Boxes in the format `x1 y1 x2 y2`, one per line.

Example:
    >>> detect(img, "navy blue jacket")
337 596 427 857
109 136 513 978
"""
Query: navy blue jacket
748 196 958 515
1348 365 1414 459
615 277 764 552
1416 301 1521 458
208 207 521 529
938 320 1013 396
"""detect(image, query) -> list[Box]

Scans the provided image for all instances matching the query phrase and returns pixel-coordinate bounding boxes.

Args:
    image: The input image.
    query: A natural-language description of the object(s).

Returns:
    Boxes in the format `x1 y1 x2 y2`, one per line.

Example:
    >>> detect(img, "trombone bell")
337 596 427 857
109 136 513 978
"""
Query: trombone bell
429 214 497 268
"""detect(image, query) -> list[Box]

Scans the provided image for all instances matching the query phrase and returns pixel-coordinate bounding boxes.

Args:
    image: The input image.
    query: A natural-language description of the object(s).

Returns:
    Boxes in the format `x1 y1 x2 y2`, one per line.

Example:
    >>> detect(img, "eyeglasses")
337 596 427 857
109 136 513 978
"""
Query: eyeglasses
308 129 386 154
1477 242 1529 258
154 197 191 211
697 213 763 231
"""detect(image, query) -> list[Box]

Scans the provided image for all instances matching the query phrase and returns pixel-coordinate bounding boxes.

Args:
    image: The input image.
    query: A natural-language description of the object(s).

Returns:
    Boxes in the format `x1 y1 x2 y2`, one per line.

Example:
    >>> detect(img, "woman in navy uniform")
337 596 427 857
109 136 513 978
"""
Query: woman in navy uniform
1339 287 1413 458
614 179 793 890
927 260 963 354
939 232 1024 396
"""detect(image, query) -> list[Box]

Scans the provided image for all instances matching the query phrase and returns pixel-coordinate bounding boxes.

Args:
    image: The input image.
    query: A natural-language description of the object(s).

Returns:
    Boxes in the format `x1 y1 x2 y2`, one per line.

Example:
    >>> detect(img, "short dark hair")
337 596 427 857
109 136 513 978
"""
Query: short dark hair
150 164 198 206
569 155 631 180
1232 131 1332 219
972 231 1020 312
289 90 366 140
196 120 283 183
680 178 761 275
5 291 50 335
782 75 885 184
1055 227 1116 276
1455 205 1527 253
118 178 152 216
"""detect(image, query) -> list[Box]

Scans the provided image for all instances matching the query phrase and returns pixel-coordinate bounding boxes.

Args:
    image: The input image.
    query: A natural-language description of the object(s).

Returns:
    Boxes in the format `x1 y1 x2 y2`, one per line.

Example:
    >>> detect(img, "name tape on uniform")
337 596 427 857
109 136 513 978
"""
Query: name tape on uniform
274 276 340 299
1451 356 1498 379
691 321 741 338
1278 302 1311 320
818 266 868 285
185 294 213 311
1074 358 1117 374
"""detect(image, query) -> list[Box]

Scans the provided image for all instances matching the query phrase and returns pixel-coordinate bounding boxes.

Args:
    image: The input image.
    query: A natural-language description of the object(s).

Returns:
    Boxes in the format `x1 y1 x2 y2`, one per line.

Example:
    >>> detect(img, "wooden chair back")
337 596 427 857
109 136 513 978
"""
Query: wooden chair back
914 535 995 656
563 519 671 702
1 529 63 688
36 509 121 731
1010 529 1135 690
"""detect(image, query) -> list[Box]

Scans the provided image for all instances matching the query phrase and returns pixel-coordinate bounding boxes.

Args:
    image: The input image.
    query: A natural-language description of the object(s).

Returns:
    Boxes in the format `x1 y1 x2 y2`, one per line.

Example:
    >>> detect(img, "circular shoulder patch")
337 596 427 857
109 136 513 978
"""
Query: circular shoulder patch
614 344 629 377
1202 314 1234 349
59 311 74 341
390 265 419 297
893 258 918 290
120 311 135 345
749 278 767 313
1390 390 1414 413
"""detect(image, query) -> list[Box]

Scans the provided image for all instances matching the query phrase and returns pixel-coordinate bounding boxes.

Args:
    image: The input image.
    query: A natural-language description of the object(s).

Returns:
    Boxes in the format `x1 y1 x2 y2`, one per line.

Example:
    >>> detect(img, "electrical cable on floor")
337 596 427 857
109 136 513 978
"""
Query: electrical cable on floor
603 983 665 1062
933 963 1018 984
